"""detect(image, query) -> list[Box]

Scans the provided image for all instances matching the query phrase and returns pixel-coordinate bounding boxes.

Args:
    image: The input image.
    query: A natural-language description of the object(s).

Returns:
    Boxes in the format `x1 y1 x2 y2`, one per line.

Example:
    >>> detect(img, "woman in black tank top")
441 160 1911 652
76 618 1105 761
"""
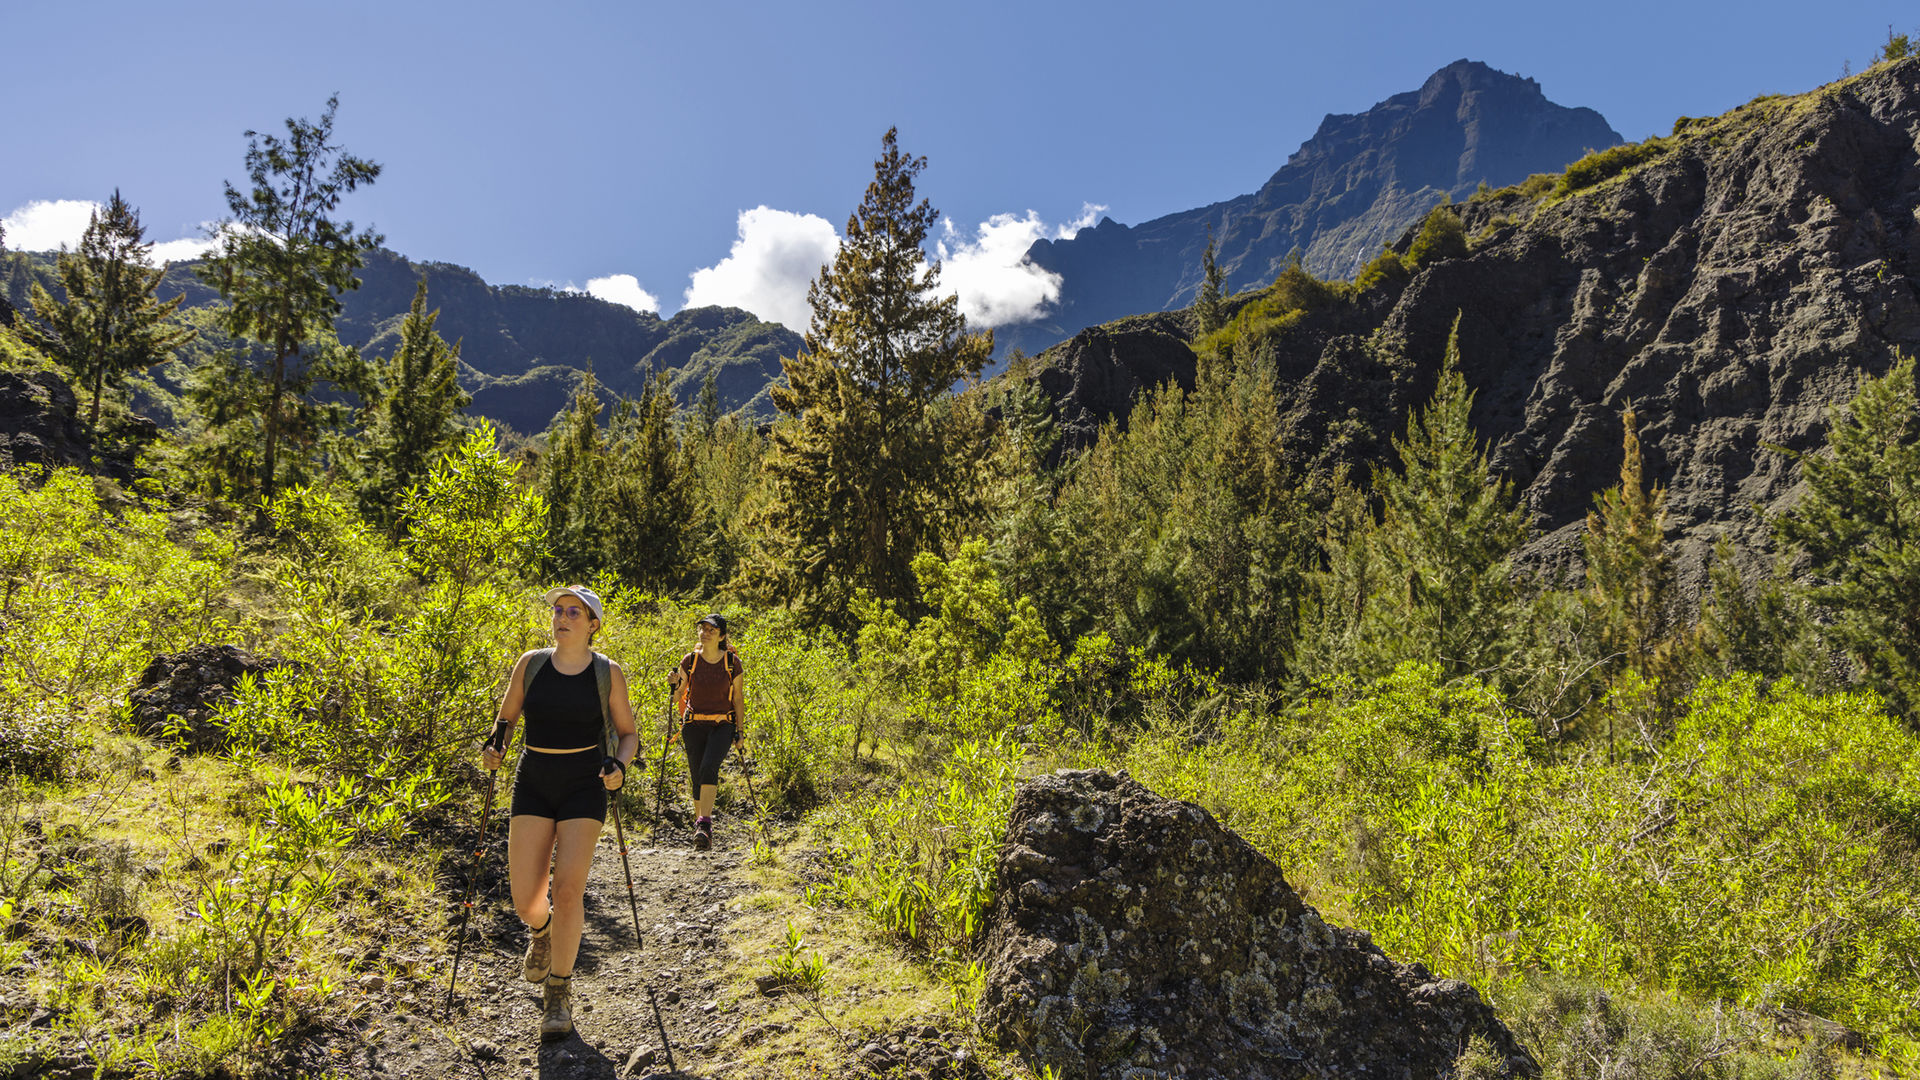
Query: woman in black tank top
480 585 637 1041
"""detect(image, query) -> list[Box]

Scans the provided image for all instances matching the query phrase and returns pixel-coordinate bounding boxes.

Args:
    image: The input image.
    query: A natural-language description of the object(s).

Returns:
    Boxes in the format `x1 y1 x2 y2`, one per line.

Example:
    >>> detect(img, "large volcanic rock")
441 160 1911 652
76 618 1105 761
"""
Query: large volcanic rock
130 645 289 752
978 770 1534 1079
0 369 90 474
1034 314 1198 453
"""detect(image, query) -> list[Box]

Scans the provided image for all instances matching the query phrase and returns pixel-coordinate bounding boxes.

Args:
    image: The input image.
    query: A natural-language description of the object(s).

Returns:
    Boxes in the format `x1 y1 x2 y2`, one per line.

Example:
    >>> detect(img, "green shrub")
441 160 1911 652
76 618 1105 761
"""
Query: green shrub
0 705 73 780
1408 204 1468 266
825 732 1023 950
1355 245 1411 293
1555 139 1672 198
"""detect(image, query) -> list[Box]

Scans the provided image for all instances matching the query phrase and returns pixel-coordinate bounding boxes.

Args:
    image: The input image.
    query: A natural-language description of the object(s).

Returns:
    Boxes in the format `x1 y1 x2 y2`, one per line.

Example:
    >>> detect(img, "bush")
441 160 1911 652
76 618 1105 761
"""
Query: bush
0 705 73 780
1555 140 1672 198
1355 245 1411 294
824 732 1023 950
1408 203 1468 267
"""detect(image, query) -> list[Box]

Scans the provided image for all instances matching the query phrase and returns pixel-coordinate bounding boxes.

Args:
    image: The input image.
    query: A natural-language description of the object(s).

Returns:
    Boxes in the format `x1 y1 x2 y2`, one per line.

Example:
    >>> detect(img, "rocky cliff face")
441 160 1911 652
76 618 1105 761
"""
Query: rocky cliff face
1002 60 1620 359
1031 59 1920 596
978 770 1533 1079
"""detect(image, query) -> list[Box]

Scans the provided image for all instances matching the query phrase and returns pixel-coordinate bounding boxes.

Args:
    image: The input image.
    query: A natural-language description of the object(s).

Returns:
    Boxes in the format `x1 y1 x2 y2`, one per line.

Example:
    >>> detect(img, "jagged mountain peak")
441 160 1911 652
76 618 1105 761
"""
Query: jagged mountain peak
1000 61 1620 360
1029 57 1920 600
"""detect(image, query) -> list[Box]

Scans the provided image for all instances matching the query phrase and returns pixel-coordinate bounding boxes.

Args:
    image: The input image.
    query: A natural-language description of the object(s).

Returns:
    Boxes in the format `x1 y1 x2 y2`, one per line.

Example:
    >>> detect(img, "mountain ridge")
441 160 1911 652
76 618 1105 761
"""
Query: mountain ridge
1027 58 1920 598
1000 60 1622 357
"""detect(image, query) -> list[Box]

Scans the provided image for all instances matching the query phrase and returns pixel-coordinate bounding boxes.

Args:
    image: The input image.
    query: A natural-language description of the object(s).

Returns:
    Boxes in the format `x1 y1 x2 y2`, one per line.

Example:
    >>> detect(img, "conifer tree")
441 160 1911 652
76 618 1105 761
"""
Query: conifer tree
1344 318 1530 681
1774 352 1920 717
198 95 381 503
534 375 611 582
359 279 470 533
695 369 721 439
23 192 195 430
1583 405 1673 675
1193 225 1226 334
605 374 699 589
749 128 992 625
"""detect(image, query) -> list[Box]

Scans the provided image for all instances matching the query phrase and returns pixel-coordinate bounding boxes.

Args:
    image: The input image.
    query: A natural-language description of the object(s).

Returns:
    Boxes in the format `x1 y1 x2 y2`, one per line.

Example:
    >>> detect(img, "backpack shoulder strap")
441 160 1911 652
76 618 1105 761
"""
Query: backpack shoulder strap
522 648 554 694
592 651 613 751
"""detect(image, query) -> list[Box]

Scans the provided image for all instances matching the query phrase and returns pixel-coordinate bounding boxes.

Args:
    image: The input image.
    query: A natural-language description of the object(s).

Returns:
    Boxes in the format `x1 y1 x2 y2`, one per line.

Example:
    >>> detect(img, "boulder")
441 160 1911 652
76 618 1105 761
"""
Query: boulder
0 369 90 474
978 769 1535 1079
129 644 287 752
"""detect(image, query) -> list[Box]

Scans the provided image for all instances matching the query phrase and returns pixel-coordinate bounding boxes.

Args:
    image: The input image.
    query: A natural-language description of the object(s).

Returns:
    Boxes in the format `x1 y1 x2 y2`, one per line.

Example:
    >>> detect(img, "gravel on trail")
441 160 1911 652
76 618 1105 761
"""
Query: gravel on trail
292 813 759 1080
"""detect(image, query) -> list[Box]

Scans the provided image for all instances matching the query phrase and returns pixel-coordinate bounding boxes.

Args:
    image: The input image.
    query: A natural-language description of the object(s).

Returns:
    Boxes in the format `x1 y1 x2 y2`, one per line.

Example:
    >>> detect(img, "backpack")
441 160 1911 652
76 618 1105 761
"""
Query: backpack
675 647 742 721
524 648 616 752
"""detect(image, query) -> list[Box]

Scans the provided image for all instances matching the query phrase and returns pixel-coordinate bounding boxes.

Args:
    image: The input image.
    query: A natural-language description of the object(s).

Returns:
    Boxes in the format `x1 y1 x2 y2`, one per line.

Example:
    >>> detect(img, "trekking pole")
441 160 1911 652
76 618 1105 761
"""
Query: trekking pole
733 744 773 850
607 780 644 948
443 751 501 1017
653 686 675 834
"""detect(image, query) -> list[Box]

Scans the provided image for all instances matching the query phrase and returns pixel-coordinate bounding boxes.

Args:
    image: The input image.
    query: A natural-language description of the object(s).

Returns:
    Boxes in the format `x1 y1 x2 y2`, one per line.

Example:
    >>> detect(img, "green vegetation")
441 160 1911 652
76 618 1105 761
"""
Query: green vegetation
196 94 382 504
3 105 1917 1080
748 128 993 627
20 191 195 431
1554 138 1675 198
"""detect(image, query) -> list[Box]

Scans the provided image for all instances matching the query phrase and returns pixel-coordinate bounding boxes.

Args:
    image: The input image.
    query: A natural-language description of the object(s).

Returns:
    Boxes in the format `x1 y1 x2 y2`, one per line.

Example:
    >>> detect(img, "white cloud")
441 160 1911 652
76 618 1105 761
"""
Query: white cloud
936 210 1068 327
3 200 220 264
148 229 221 264
2 199 101 252
684 206 840 332
586 273 660 314
1058 202 1107 238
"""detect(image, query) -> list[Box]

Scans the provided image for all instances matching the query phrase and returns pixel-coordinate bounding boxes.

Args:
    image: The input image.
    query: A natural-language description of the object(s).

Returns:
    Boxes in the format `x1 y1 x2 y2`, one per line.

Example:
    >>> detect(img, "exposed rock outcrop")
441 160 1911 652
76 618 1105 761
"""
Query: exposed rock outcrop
1002 60 1620 358
130 645 288 752
1035 314 1198 453
978 770 1533 1079
0 369 91 474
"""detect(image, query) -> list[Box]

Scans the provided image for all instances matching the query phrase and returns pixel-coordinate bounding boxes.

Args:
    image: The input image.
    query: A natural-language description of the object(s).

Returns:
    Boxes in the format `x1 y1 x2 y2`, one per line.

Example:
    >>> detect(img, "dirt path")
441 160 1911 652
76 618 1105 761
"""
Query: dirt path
299 810 757 1080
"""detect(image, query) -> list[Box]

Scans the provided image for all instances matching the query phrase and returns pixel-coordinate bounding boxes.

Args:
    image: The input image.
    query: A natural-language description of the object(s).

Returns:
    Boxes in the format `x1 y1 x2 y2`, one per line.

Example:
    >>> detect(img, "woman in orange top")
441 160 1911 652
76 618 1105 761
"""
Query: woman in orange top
667 612 745 850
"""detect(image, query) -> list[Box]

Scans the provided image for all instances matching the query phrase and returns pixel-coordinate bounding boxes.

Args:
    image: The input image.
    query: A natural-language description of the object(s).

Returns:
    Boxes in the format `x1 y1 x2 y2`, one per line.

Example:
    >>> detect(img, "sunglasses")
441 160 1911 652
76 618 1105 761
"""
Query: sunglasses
553 604 590 620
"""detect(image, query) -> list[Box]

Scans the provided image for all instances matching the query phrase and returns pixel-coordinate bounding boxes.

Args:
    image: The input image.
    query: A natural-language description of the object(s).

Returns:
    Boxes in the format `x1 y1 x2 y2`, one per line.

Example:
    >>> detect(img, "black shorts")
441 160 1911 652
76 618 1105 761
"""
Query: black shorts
682 722 736 796
510 748 606 823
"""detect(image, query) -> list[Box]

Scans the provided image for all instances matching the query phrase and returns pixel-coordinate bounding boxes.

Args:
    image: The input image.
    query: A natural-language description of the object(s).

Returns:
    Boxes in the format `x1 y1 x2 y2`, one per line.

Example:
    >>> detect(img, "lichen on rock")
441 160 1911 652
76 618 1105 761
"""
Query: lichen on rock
977 768 1536 1079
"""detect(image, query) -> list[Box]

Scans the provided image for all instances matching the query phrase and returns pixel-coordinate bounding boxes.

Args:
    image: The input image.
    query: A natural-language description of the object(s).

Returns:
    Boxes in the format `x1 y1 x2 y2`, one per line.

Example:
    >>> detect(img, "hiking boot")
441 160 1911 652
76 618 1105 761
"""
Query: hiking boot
522 914 552 982
540 974 573 1040
694 817 713 851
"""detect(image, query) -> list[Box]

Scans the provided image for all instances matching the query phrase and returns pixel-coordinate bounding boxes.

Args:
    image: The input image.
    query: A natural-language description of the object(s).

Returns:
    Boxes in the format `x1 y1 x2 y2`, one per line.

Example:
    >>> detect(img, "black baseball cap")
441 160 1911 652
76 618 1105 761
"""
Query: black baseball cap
697 612 729 634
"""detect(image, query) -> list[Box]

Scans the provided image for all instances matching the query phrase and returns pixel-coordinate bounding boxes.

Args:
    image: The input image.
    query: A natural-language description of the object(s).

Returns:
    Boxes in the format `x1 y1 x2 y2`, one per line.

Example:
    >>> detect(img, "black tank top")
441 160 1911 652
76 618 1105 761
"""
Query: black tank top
522 659 603 748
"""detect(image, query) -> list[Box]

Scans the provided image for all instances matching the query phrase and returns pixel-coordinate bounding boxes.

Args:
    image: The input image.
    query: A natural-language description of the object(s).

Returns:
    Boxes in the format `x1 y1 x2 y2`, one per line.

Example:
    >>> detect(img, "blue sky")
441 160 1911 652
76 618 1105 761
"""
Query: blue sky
6 1 1912 330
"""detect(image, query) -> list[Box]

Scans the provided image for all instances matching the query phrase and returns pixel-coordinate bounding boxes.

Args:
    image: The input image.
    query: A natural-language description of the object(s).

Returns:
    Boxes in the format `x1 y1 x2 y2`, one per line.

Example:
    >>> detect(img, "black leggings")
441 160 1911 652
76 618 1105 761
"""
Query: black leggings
682 722 736 798
510 748 607 823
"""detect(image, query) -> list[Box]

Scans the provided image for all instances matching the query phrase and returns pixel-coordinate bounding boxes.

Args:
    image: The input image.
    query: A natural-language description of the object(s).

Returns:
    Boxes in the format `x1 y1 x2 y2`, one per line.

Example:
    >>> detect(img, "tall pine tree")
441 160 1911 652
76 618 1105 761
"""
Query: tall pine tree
1367 319 1529 680
198 94 381 504
1296 317 1529 684
23 192 195 430
747 128 992 625
359 279 470 533
1193 225 1226 334
1582 405 1681 684
1774 352 1920 718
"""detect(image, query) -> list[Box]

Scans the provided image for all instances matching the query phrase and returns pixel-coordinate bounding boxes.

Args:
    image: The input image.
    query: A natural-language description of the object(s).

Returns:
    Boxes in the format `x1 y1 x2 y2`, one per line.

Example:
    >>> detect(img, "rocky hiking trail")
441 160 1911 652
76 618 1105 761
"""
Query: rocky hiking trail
298 813 759 1080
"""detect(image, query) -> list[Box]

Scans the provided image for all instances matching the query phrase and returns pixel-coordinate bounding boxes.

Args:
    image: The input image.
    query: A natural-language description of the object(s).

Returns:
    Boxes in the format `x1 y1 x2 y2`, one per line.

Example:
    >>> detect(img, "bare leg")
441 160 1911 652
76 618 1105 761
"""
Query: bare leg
695 784 717 819
546 816 605 977
507 814 558 928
